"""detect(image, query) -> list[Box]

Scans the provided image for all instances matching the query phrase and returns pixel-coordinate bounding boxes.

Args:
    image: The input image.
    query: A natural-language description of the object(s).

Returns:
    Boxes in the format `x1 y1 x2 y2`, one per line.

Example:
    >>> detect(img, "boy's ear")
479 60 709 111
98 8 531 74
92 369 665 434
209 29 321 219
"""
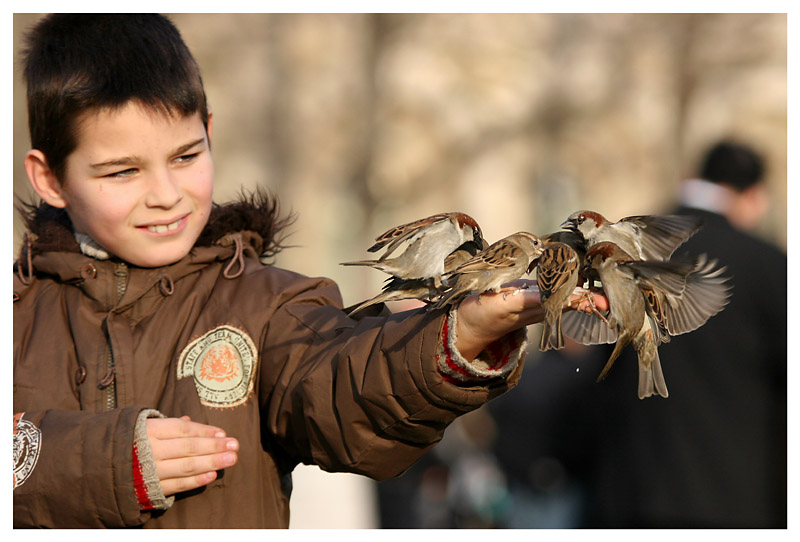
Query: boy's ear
24 150 68 208
207 111 213 142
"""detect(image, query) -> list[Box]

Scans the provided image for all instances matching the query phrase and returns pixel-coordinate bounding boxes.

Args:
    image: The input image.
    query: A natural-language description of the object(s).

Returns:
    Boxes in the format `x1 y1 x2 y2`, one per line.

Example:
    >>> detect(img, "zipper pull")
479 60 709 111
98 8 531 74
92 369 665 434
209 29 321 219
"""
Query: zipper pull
98 367 116 389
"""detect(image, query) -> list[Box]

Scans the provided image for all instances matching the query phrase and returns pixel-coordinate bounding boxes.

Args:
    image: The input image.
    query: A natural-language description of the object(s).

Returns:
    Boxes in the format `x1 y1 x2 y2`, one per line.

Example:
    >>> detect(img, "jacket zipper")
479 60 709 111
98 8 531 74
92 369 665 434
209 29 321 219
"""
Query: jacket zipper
99 262 128 411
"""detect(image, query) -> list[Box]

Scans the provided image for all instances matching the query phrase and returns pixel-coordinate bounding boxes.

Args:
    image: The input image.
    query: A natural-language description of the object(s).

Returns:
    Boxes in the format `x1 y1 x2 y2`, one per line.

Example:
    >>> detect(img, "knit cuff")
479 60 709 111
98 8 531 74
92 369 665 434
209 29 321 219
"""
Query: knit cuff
132 409 174 512
436 308 527 384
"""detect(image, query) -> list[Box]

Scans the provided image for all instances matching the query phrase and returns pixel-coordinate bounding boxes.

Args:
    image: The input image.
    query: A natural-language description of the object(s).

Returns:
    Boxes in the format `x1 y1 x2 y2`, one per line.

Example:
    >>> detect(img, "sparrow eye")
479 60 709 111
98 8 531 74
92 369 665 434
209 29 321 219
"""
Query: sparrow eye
577 216 585 224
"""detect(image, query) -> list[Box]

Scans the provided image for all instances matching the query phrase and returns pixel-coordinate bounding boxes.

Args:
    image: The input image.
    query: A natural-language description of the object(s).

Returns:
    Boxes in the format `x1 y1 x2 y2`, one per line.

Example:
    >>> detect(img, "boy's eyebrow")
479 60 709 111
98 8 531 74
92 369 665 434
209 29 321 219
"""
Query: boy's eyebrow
89 137 207 169
172 137 207 157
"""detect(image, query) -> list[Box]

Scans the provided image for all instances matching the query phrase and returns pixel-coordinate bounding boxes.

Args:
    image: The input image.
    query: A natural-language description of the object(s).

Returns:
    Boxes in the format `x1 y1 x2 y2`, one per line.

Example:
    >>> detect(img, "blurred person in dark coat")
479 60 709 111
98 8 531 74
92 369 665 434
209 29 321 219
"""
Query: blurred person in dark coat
579 140 786 528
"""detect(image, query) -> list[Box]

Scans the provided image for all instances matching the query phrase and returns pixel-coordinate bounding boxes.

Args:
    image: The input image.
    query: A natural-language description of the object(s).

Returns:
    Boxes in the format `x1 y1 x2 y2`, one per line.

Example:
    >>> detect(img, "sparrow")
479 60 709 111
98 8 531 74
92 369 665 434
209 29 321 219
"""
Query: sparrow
561 210 703 262
536 232 584 351
583 242 667 398
347 238 487 316
341 212 484 288
581 241 730 399
432 232 545 310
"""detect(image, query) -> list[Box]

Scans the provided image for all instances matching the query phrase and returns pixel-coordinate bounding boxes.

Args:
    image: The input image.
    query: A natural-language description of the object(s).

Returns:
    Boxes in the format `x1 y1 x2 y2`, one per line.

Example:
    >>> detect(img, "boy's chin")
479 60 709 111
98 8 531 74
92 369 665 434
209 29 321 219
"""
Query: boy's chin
121 245 195 268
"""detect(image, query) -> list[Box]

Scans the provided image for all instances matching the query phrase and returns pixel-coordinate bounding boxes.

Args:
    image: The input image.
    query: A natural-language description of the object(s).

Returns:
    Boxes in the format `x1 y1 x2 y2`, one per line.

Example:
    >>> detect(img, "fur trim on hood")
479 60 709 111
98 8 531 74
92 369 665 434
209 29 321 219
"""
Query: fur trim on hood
15 187 295 264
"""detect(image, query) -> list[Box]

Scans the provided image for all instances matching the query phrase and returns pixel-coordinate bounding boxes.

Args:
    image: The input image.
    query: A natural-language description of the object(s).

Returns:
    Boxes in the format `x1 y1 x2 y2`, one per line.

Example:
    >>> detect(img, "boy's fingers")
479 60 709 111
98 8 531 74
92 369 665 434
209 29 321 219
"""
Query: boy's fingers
146 417 226 440
156 450 239 483
160 470 219 497
151 436 239 462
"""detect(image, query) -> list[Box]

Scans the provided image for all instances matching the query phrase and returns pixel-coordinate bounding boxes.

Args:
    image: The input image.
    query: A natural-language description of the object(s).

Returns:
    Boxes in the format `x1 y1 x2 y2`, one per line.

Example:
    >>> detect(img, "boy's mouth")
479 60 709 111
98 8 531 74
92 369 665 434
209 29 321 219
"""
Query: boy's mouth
142 215 187 234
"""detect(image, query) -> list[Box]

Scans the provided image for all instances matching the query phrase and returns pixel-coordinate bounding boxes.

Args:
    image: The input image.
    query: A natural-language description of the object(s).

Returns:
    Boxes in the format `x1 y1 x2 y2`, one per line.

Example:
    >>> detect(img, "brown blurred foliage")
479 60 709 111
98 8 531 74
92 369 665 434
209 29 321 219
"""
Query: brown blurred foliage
12 13 786 307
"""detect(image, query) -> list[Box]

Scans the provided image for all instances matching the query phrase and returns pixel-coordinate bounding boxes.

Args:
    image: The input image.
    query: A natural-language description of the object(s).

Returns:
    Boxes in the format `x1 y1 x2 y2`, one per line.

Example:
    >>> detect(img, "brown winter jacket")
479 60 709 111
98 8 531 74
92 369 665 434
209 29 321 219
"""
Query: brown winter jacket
12 195 525 528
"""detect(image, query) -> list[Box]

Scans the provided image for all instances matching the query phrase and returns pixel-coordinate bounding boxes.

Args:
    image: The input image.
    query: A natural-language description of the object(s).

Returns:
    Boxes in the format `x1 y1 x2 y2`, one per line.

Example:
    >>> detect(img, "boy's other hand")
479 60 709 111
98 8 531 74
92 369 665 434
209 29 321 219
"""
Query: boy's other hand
146 416 239 497
454 279 609 361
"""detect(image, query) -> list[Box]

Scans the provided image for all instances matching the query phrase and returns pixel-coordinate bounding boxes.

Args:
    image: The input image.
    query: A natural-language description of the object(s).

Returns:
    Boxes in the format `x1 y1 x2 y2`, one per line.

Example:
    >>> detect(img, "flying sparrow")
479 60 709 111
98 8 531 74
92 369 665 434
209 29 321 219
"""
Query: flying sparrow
341 212 484 288
433 232 545 310
561 210 702 261
583 241 668 398
581 241 730 399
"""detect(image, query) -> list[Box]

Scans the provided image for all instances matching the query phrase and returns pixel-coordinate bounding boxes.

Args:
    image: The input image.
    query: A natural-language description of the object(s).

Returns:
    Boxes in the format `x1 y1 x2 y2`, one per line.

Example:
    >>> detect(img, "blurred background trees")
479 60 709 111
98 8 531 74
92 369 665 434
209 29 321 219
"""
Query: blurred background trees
12 13 787 528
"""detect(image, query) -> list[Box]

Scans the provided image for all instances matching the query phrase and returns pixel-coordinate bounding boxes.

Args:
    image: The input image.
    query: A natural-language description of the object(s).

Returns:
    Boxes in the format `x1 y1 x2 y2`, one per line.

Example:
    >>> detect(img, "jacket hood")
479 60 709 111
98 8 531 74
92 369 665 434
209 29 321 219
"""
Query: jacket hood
15 188 294 266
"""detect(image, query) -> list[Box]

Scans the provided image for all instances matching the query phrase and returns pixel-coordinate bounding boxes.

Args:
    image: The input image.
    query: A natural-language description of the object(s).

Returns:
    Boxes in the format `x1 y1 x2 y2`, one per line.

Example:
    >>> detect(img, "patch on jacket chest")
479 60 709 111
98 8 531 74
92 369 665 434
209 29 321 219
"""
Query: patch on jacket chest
177 325 258 409
13 413 42 489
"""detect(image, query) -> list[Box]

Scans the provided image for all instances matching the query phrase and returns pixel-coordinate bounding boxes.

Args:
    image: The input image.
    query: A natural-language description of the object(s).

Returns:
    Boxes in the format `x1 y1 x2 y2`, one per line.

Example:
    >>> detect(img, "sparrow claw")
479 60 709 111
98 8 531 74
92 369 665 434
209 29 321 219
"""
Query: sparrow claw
575 287 611 326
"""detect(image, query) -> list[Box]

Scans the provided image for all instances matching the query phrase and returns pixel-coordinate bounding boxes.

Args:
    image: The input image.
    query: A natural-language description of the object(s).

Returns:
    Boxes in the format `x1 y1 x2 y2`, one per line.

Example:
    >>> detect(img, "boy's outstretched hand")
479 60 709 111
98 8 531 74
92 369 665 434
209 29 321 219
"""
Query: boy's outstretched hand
146 416 239 497
454 280 609 361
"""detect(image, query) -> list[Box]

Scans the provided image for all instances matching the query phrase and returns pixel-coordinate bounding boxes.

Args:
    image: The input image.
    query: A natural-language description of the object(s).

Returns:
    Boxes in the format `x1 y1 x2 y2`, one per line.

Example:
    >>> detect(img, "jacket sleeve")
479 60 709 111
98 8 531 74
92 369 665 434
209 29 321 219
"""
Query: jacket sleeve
12 406 151 528
258 274 526 480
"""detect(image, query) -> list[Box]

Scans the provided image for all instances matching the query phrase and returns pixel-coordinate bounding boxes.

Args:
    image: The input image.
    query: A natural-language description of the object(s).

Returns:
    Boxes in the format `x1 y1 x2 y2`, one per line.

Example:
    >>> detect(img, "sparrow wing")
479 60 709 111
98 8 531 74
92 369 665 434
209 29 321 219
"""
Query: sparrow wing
367 213 451 255
450 241 521 274
617 257 695 295
618 214 703 260
621 254 731 336
561 308 618 345
640 286 670 344
659 255 731 335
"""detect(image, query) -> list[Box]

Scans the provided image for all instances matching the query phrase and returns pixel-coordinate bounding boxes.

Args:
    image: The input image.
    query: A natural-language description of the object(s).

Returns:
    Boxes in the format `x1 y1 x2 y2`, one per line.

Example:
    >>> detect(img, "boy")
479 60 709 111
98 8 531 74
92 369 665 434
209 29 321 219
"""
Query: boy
13 14 602 528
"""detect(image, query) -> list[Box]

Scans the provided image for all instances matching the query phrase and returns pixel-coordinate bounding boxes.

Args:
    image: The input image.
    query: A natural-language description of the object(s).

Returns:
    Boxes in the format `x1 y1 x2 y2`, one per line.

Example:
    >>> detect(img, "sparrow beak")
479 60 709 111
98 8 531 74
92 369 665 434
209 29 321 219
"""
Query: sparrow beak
560 218 577 231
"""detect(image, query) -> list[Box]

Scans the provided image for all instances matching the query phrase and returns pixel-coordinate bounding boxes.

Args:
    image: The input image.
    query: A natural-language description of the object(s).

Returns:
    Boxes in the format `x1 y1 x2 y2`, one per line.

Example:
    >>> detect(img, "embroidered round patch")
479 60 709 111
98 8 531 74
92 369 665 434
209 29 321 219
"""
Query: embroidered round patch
13 413 42 489
177 325 258 409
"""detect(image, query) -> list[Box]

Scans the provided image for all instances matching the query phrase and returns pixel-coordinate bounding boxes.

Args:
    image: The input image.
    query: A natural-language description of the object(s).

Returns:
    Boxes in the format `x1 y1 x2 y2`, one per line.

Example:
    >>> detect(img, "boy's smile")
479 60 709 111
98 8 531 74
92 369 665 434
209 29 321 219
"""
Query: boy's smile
41 102 214 267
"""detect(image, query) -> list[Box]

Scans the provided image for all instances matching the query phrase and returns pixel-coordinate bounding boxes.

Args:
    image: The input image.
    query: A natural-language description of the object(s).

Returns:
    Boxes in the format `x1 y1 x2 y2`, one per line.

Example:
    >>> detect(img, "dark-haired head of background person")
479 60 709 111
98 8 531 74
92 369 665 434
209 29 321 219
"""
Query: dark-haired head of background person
680 140 771 231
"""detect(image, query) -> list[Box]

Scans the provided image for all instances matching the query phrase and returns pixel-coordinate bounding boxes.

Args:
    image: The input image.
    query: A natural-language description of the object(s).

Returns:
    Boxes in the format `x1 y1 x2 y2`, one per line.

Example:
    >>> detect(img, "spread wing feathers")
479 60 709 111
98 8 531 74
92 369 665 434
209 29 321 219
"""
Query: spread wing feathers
561 308 618 345
619 253 731 336
619 214 703 260
537 244 580 300
658 256 731 336
367 214 451 256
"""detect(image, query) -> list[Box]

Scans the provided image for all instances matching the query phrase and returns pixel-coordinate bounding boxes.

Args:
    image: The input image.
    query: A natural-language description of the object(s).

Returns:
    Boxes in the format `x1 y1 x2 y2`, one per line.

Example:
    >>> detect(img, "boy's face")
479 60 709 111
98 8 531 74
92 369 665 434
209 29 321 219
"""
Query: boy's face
58 102 214 267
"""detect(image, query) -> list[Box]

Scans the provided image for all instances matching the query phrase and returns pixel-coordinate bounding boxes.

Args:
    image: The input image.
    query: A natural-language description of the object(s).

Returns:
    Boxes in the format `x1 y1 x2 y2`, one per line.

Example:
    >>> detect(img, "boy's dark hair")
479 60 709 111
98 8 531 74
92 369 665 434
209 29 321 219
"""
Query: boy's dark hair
21 14 209 183
699 140 765 192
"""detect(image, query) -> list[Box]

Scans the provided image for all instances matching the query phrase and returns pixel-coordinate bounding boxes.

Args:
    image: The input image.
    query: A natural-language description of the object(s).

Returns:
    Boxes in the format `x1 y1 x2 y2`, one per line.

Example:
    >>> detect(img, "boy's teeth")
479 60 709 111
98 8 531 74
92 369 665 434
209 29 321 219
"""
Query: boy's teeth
148 218 181 233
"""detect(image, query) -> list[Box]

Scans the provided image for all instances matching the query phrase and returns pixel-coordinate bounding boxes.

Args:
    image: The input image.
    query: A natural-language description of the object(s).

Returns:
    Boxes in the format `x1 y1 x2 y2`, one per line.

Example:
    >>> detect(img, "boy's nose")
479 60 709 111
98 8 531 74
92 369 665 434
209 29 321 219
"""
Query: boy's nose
145 170 183 208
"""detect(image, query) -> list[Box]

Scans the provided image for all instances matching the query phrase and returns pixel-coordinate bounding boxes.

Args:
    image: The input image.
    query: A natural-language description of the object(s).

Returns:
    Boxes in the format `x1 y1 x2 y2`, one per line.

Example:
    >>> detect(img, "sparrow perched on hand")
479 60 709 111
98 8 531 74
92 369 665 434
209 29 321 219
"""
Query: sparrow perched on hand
341 212 484 288
346 238 487 316
561 210 702 261
581 241 730 399
433 232 545 310
536 232 585 351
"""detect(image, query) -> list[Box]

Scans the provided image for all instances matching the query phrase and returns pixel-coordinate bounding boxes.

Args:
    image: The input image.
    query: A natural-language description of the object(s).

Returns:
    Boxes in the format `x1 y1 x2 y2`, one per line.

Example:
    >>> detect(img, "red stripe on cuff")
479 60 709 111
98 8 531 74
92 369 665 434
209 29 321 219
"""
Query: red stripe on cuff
440 316 492 381
132 442 155 511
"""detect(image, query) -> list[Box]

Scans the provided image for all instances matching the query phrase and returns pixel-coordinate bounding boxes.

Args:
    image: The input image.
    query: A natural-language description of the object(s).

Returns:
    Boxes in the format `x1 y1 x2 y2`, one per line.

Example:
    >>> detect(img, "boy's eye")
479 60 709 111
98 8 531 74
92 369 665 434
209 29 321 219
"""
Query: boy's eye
174 152 200 164
105 168 137 179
